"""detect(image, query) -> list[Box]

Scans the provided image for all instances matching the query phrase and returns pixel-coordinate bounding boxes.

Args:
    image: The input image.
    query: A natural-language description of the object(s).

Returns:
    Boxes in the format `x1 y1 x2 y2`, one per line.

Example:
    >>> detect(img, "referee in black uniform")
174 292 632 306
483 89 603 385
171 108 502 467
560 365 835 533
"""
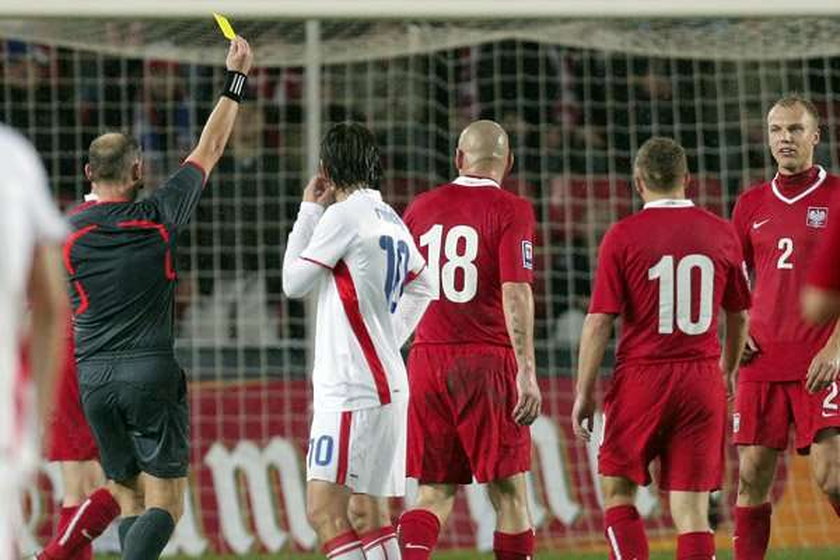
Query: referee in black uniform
63 37 253 558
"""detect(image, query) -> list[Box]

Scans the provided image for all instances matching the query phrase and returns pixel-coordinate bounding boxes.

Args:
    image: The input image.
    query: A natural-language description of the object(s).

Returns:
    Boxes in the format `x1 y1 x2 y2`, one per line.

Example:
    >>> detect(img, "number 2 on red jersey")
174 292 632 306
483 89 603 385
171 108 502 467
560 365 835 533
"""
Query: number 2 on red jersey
419 224 479 303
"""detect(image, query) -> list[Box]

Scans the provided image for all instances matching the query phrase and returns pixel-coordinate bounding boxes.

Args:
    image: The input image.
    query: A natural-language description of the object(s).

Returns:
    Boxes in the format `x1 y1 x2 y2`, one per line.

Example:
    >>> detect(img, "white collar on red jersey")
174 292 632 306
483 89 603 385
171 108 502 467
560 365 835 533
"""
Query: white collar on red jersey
771 165 827 205
643 199 694 209
452 175 501 188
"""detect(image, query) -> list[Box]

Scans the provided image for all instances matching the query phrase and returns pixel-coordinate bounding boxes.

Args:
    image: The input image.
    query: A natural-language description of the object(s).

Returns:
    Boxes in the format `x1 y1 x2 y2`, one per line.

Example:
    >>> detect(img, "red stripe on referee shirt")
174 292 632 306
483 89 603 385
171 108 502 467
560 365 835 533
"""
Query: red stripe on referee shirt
336 411 352 486
63 225 98 315
118 220 176 280
182 160 208 186
333 260 391 405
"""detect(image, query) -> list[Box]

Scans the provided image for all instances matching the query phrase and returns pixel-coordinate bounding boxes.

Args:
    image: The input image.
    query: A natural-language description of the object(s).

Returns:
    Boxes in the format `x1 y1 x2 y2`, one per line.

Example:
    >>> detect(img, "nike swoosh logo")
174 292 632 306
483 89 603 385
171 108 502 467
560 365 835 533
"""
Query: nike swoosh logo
753 219 771 230
822 411 838 418
405 544 431 550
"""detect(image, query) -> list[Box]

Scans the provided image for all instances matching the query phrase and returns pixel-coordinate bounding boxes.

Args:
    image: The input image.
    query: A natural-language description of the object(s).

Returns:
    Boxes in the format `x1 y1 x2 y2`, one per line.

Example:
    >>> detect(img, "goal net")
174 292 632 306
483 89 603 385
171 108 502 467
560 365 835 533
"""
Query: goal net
9 7 840 555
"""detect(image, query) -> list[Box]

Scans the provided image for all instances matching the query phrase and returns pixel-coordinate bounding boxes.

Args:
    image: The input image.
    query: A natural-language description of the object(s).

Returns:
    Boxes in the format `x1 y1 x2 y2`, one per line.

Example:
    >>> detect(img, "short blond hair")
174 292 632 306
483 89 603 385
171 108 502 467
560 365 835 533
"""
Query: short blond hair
634 137 687 193
771 94 821 128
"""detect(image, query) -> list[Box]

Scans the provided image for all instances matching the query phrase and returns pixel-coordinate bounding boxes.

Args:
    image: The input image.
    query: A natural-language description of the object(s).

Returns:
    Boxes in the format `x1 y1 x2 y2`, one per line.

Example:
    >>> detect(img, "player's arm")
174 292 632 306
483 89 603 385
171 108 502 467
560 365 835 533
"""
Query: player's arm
27 243 69 425
394 266 434 347
573 312 615 441
804 318 840 394
730 195 760 364
282 176 339 299
721 310 749 396
502 282 540 426
803 288 840 324
184 36 253 175
573 225 624 441
498 198 540 426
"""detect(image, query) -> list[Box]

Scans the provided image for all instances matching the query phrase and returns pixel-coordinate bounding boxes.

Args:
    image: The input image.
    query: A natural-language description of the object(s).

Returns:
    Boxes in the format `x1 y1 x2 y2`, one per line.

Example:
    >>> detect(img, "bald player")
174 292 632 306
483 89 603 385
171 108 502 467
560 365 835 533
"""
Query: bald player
398 120 540 560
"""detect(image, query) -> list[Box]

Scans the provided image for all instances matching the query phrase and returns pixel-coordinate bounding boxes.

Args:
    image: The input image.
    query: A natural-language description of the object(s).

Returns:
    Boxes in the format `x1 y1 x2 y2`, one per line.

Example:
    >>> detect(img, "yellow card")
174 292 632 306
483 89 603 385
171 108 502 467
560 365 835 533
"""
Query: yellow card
213 13 236 40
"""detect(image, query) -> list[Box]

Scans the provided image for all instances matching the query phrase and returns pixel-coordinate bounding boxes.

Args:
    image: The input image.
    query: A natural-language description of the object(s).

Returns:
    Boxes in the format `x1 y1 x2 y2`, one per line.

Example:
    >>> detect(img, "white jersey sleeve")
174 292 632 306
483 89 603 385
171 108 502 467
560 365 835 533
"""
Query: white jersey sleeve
300 204 356 268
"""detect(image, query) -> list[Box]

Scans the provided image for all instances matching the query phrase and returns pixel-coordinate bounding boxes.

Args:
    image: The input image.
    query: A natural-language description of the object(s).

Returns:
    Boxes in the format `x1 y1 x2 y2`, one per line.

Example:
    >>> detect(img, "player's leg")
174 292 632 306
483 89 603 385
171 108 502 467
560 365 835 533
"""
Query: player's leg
40 369 124 560
39 460 104 560
486 473 535 560
399 346 468 559
800 380 840 517
659 360 725 560
399 483 457 560
451 346 534 560
601 476 648 560
308 481 364 559
669 492 714 560
119 474 185 559
733 380 790 560
811 428 840 517
348 495 400 560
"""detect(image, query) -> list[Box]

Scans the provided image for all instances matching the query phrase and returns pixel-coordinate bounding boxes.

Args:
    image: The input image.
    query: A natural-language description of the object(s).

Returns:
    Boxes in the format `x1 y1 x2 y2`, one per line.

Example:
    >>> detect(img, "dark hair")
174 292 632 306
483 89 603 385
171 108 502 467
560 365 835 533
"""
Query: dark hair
771 93 822 128
87 132 140 184
320 122 382 191
634 137 688 193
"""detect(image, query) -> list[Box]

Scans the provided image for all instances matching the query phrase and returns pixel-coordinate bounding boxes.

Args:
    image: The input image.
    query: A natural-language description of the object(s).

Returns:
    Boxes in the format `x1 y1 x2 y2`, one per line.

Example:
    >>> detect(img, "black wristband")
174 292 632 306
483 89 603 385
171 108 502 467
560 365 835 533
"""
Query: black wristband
222 70 247 103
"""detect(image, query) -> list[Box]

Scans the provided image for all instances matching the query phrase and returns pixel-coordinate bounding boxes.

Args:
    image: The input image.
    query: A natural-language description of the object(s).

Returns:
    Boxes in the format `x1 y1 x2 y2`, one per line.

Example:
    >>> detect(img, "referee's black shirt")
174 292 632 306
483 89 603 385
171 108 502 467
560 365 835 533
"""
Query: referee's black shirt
65 162 206 362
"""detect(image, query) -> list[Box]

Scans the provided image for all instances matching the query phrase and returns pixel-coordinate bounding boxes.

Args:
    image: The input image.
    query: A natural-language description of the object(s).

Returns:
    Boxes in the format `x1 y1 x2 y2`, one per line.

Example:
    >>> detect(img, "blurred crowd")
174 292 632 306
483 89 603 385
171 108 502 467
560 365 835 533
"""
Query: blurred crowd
3 37 840 368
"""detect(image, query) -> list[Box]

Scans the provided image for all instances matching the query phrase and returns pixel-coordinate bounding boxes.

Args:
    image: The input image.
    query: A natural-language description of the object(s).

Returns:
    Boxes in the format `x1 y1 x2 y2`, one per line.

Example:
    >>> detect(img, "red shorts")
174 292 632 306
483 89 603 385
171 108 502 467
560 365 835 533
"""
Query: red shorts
406 344 531 484
45 343 98 462
599 360 726 492
733 379 840 454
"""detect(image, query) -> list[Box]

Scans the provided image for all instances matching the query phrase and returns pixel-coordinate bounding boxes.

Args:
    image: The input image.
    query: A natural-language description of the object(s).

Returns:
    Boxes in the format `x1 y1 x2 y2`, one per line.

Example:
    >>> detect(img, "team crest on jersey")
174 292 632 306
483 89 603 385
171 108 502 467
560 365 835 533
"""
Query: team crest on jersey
521 240 534 270
807 206 829 228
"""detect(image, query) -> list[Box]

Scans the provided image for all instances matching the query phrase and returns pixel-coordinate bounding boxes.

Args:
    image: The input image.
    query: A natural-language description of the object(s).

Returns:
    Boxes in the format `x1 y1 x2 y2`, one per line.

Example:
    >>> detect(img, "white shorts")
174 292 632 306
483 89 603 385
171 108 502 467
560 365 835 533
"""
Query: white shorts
306 401 407 497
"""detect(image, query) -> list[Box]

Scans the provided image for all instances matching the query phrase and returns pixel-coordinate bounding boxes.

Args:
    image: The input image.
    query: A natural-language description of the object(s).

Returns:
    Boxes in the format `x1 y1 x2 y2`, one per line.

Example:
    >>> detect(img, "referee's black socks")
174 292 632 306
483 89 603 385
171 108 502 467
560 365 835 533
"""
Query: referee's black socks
121 508 175 559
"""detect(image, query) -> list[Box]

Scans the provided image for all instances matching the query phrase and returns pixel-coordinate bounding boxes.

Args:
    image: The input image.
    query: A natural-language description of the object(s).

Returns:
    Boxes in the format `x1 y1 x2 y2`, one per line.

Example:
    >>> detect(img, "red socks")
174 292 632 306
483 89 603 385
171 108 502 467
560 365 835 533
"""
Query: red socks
604 505 649 560
39 489 120 560
493 529 535 559
398 509 441 560
323 530 365 559
734 503 771 560
677 532 715 560
43 507 92 560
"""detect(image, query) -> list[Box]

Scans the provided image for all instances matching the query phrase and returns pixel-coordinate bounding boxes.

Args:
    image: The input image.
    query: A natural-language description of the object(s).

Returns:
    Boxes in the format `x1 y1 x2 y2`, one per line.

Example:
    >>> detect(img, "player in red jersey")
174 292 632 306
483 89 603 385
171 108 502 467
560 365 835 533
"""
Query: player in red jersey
731 95 840 560
39 323 103 560
397 120 540 560
573 137 750 560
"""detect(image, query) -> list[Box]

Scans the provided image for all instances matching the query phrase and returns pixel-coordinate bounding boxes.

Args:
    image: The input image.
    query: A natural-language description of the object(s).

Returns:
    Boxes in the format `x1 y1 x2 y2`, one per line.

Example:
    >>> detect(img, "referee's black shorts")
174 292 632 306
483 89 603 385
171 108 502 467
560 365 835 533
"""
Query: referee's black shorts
78 352 189 482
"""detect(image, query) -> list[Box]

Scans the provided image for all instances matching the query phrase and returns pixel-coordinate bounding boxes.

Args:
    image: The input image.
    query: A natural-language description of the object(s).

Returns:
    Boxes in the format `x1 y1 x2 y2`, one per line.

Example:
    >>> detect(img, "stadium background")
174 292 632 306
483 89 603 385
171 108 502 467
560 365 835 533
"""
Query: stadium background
4 4 840 556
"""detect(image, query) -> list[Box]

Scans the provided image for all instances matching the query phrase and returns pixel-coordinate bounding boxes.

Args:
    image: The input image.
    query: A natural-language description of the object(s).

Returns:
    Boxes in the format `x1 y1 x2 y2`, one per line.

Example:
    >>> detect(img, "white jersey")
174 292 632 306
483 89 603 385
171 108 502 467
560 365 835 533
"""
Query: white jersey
0 125 66 483
283 189 428 412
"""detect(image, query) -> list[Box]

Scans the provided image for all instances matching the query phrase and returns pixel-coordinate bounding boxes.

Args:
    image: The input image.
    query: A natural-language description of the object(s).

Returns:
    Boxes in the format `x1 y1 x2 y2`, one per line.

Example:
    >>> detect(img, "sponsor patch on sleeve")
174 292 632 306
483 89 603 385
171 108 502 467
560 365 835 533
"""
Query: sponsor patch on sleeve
521 240 533 270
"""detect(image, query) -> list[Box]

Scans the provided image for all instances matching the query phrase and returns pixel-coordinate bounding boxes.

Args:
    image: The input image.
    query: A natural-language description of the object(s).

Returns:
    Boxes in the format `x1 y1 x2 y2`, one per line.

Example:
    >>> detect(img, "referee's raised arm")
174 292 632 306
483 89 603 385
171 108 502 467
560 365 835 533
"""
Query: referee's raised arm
184 35 253 175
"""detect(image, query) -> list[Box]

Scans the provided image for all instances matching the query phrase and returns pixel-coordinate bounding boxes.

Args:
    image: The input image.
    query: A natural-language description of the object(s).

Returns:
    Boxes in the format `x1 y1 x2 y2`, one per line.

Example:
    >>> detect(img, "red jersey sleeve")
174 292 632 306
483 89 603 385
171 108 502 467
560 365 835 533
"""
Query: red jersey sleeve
498 197 535 284
731 194 754 271
588 225 625 315
808 200 840 291
722 227 752 312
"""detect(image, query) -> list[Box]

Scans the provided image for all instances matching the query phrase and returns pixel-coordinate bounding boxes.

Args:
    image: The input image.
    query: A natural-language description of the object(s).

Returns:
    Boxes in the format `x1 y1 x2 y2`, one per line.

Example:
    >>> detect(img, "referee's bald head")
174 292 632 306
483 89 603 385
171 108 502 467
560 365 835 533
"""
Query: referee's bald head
86 132 141 186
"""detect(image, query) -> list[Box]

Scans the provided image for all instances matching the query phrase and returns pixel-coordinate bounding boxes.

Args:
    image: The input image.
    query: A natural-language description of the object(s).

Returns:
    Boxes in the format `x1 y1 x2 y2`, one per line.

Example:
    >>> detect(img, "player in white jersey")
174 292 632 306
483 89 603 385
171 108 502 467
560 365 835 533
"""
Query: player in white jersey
0 124 68 558
283 123 433 560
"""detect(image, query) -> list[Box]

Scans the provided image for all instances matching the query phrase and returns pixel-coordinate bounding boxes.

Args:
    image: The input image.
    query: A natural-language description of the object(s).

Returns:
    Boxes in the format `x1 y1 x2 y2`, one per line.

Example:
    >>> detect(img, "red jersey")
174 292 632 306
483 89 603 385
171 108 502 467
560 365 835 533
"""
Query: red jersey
403 176 535 347
808 186 840 291
732 166 840 382
590 199 751 366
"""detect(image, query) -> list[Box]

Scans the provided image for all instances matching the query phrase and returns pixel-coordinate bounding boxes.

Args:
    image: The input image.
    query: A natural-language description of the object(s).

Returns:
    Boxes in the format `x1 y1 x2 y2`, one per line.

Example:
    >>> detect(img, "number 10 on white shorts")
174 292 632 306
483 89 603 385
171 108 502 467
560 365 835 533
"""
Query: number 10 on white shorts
307 401 408 497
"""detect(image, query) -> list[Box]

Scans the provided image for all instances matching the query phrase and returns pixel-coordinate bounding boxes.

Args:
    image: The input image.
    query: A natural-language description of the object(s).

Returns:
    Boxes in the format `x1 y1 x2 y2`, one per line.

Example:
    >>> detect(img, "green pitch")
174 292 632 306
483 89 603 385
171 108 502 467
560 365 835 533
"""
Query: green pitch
160 550 836 559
